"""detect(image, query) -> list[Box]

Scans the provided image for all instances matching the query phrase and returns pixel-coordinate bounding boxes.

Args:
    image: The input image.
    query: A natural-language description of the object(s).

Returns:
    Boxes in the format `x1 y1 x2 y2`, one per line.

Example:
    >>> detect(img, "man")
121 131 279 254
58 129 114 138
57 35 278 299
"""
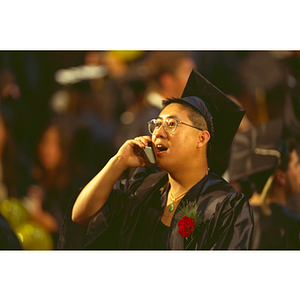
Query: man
227 118 300 249
250 137 300 249
58 69 253 250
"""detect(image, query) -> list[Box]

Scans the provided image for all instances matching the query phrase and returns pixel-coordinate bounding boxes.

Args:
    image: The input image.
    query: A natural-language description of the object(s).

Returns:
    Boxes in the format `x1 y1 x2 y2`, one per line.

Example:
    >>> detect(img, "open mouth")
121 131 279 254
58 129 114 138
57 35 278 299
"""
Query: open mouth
156 144 168 154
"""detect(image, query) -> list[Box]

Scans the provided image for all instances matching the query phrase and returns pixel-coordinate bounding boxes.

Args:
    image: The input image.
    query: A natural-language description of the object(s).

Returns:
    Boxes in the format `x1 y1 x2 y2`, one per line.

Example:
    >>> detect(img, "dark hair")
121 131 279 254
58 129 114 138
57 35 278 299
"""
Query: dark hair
247 137 298 195
277 137 298 171
161 97 213 158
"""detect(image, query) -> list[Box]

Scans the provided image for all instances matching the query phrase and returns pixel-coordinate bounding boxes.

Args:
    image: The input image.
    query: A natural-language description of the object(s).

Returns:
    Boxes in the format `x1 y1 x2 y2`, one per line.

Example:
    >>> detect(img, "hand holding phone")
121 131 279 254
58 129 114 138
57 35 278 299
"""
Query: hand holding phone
142 143 156 164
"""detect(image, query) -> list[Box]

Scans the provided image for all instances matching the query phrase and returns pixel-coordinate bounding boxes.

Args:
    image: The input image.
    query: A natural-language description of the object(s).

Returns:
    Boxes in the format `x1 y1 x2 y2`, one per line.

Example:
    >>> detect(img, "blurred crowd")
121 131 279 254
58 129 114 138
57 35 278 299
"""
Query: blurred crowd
0 50 300 250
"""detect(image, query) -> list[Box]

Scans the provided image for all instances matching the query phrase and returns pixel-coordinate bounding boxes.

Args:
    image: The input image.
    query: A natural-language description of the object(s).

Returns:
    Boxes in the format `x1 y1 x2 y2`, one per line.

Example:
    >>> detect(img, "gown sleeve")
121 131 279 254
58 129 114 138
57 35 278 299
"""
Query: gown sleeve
57 167 152 249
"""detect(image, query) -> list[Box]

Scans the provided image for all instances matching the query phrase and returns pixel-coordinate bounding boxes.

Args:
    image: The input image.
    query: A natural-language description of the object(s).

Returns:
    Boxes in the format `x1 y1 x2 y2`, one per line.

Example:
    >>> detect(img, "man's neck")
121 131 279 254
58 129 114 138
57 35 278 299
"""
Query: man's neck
266 187 287 206
167 164 209 196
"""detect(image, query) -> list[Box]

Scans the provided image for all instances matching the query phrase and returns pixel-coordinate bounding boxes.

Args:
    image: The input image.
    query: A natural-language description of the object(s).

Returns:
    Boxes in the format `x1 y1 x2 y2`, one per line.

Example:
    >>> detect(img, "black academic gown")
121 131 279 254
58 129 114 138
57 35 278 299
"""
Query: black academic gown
251 203 300 250
58 167 254 250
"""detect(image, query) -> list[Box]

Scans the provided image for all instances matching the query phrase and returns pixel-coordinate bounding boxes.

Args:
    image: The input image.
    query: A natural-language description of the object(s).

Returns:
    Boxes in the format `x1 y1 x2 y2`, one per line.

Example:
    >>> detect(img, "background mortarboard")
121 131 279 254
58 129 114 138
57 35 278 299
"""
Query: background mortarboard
181 69 245 175
227 118 284 183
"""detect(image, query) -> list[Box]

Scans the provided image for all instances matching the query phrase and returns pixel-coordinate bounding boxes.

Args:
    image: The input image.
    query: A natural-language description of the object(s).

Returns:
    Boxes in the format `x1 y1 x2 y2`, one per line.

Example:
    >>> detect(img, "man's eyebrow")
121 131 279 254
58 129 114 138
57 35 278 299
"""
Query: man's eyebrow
157 115 179 120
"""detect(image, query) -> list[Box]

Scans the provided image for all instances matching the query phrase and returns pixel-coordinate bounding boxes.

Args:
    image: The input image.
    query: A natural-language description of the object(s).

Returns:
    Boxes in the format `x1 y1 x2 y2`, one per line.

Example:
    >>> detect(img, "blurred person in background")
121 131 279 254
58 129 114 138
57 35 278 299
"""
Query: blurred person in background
281 51 300 215
144 51 197 103
25 120 81 248
250 137 300 249
237 51 288 125
115 51 196 144
0 69 32 159
0 110 29 200
0 109 31 249
0 110 26 250
49 51 134 179
0 111 20 200
227 118 300 249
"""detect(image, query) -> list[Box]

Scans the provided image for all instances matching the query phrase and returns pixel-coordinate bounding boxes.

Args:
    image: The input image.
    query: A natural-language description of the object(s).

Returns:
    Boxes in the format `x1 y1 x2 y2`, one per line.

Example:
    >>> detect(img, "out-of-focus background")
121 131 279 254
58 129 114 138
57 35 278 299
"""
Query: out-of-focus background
0 50 299 250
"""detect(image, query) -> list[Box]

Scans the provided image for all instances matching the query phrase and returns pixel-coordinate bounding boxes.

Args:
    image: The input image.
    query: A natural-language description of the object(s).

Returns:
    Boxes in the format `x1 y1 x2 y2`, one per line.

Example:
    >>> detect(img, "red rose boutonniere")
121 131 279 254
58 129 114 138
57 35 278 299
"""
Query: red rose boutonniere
178 216 195 238
177 200 202 239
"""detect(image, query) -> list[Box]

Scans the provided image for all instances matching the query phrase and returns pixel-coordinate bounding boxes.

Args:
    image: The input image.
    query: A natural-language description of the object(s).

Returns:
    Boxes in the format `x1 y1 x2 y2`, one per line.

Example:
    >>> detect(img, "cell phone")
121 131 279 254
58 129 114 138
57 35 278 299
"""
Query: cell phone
142 142 156 164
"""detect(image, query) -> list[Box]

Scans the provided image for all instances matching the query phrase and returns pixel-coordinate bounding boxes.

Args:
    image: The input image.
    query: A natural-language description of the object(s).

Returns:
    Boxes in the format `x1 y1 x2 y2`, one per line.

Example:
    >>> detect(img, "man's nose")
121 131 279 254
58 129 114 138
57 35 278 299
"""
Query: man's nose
153 123 167 139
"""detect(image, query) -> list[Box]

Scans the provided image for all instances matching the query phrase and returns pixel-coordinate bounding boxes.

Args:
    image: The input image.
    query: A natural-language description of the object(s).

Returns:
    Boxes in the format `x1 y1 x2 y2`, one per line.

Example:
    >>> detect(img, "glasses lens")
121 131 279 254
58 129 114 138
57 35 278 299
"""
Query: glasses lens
165 118 177 133
148 119 158 134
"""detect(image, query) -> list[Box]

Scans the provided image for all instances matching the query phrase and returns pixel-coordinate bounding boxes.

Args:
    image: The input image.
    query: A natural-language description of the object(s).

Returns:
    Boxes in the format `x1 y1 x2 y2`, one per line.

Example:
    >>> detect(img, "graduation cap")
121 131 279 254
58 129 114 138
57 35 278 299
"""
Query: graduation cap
181 69 245 175
227 118 284 183
227 118 287 214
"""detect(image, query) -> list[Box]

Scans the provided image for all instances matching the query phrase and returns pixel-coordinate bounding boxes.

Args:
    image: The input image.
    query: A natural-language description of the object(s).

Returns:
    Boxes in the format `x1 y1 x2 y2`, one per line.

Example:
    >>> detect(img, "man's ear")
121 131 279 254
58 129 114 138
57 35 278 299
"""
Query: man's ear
197 130 210 149
275 170 286 186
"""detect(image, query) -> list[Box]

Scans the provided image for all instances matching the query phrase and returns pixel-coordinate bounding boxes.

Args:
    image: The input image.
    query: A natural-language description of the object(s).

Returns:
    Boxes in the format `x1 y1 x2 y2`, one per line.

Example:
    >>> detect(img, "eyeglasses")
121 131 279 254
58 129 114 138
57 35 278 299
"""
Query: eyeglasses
148 118 203 135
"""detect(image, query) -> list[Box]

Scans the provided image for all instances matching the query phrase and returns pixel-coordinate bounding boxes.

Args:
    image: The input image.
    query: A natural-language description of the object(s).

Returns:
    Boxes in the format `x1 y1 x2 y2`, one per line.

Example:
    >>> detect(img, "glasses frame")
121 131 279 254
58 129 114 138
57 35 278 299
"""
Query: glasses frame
148 118 203 135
